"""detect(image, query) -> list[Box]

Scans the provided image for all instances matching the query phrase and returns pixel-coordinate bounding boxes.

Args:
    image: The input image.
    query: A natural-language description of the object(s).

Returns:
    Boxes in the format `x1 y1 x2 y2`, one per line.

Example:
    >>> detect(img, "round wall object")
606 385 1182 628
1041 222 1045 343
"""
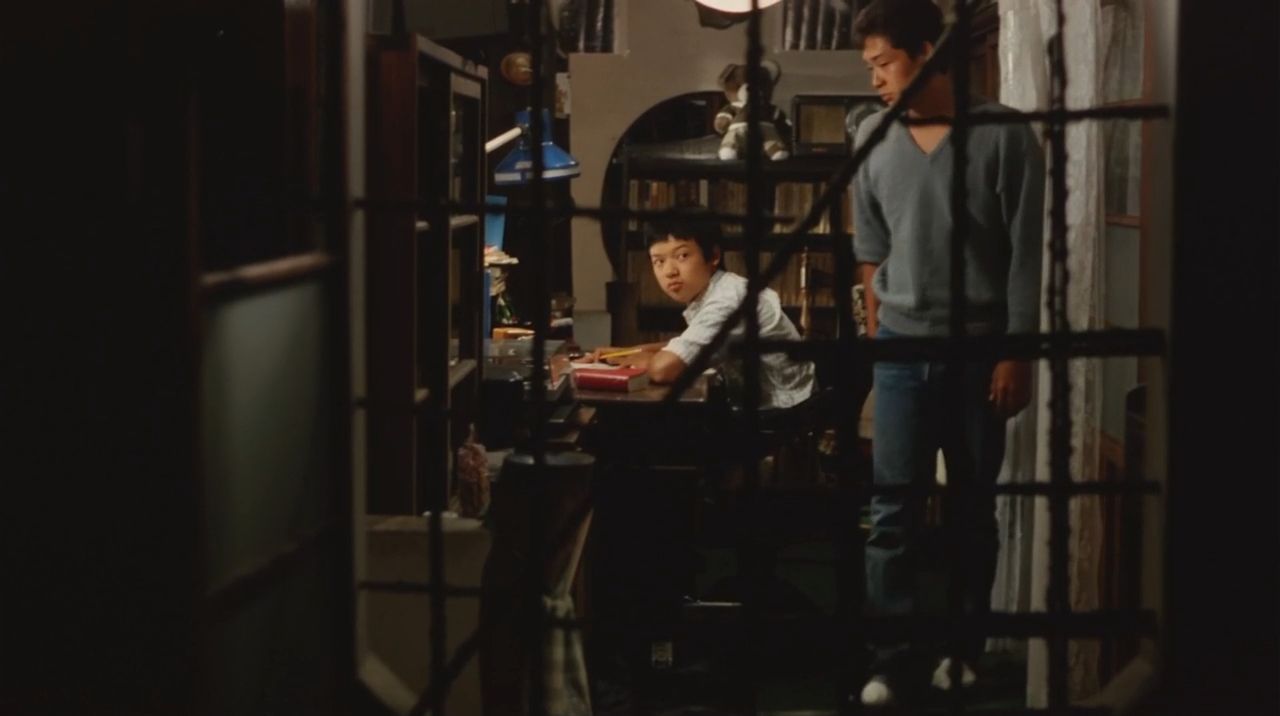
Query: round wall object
500 51 534 86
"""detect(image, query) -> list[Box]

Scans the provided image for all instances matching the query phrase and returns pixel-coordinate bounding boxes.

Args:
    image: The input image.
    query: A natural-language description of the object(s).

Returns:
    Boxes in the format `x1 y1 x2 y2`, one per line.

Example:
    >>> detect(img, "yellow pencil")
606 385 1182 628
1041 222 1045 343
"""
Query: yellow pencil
598 348 643 360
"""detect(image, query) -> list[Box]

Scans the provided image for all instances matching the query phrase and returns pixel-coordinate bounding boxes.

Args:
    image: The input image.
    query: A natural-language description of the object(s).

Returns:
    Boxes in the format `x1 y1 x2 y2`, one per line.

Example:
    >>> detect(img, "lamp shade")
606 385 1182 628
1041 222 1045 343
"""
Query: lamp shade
693 0 783 12
493 109 581 186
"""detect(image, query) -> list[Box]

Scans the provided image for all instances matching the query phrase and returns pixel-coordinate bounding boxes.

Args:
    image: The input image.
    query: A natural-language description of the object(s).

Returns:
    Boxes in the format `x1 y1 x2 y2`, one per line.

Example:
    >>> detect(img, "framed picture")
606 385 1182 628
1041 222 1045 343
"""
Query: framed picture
790 94 884 156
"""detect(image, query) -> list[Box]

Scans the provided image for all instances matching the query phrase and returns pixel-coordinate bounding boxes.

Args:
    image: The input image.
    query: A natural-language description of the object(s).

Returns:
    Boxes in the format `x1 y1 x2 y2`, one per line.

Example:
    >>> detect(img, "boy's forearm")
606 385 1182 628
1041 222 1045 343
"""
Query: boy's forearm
646 350 688 384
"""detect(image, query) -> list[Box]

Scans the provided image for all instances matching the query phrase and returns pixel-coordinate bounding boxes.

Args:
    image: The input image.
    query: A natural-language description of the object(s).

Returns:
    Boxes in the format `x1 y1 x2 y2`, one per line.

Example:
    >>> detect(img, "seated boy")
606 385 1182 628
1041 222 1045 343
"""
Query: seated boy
582 209 817 708
589 207 815 411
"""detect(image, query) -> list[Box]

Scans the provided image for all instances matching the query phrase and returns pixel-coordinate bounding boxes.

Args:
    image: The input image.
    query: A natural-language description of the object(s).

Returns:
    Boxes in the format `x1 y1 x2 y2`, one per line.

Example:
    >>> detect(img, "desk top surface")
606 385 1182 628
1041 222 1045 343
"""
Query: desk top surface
575 373 712 406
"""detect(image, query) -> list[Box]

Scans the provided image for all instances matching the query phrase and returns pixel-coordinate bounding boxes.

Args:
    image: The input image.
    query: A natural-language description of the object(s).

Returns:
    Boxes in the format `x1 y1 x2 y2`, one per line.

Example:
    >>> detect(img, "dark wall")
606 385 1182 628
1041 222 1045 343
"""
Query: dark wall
4 3 359 714
4 3 200 712
1166 1 1279 714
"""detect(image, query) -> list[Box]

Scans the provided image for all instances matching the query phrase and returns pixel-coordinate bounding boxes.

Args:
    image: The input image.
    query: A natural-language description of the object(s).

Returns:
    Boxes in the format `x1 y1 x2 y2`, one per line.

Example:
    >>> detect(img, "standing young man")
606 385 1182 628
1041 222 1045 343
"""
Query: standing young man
851 0 1044 705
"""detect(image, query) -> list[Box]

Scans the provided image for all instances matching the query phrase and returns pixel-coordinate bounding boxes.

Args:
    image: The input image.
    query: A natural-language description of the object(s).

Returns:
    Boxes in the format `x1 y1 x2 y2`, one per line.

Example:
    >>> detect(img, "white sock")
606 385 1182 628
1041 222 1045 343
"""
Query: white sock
931 657 977 690
860 675 895 706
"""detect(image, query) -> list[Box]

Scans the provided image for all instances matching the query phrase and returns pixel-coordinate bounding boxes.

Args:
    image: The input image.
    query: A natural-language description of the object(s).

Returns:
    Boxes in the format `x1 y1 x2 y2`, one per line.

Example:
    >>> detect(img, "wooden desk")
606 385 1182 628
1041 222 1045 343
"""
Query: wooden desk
574 372 725 468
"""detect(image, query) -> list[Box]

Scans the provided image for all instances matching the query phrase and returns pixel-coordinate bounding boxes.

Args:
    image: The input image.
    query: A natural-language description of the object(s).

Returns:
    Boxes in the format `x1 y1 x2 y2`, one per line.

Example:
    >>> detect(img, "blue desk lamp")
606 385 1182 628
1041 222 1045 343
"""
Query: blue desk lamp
486 108 580 186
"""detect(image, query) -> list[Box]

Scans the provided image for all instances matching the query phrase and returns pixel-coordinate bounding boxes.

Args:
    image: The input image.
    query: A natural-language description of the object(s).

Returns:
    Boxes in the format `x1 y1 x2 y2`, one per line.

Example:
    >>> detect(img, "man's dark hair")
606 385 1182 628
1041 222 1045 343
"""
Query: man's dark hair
644 205 722 263
852 0 944 59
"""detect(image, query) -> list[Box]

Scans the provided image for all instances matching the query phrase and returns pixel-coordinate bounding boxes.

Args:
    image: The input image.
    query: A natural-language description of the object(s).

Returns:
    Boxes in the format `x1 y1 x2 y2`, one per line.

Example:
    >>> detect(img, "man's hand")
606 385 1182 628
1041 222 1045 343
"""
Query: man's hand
990 360 1032 418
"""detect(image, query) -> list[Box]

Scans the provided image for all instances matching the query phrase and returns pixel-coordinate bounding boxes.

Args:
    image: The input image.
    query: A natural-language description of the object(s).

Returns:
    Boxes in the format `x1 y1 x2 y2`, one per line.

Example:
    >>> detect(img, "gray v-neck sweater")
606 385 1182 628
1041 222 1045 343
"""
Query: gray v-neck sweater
852 100 1045 336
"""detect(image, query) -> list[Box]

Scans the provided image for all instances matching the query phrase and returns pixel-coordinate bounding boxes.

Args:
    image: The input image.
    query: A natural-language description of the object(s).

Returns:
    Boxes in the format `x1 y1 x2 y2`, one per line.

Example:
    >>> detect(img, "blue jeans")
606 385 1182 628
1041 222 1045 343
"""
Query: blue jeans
866 326 1007 671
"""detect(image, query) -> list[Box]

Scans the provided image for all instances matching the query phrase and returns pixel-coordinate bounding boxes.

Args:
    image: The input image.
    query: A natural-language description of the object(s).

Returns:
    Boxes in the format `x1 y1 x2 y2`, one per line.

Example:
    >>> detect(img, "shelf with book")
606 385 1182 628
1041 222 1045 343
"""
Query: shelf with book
366 34 487 515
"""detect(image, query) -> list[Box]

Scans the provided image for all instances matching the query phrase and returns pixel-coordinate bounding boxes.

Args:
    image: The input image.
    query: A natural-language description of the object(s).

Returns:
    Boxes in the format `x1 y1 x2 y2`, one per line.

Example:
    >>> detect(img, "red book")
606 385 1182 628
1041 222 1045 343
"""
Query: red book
572 365 650 392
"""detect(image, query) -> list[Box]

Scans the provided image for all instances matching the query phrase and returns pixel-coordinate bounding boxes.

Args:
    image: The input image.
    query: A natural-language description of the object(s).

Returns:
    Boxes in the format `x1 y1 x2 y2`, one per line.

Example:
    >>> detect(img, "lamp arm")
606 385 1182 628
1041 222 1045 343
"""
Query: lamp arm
485 126 525 154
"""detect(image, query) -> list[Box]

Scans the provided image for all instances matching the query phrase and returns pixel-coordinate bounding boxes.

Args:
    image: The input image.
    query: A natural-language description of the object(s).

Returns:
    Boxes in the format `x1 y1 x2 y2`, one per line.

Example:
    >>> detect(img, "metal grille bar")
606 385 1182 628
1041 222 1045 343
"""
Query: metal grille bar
1046 0 1074 706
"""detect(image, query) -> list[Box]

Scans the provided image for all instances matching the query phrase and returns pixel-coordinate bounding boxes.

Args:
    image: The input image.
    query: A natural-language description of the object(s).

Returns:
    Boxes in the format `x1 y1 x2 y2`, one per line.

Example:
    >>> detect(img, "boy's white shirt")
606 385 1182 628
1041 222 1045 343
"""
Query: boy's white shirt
663 270 815 409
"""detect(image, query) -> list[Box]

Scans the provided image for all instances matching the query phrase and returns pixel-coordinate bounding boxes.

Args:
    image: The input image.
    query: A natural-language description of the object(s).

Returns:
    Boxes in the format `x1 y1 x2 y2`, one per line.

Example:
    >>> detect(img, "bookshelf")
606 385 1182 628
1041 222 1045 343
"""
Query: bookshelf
615 154 854 342
366 34 487 515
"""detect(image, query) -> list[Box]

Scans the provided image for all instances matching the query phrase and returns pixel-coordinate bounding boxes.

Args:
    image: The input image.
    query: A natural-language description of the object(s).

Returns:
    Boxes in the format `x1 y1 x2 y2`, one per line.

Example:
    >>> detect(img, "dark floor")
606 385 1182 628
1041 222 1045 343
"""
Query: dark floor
591 539 1028 715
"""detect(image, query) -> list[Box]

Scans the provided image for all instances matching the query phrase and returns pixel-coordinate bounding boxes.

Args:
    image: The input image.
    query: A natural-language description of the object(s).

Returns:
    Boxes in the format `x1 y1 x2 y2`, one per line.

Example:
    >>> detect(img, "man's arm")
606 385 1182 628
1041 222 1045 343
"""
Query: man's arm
858 263 880 338
852 118 890 335
991 123 1047 417
1002 123 1046 336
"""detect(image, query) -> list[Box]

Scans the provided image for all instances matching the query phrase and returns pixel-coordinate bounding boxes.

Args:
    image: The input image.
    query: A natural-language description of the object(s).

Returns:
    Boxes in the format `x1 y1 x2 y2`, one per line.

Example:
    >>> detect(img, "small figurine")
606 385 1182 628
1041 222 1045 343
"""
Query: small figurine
714 60 792 161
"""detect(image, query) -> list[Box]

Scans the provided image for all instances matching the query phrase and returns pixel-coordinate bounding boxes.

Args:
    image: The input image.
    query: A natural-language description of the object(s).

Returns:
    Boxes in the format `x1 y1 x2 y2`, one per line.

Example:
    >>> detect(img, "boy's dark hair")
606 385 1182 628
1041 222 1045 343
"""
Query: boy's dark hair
644 205 722 263
853 0 944 59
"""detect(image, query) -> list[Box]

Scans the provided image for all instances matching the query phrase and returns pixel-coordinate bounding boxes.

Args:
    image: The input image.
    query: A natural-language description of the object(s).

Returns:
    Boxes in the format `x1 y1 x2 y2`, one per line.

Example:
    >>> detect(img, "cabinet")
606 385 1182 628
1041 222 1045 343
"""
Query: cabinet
366 35 487 515
615 154 855 343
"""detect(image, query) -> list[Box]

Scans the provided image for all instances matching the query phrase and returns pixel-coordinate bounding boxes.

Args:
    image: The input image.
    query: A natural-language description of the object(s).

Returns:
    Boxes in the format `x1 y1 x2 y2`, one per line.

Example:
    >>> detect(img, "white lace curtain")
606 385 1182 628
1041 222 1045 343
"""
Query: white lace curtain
991 0 1105 706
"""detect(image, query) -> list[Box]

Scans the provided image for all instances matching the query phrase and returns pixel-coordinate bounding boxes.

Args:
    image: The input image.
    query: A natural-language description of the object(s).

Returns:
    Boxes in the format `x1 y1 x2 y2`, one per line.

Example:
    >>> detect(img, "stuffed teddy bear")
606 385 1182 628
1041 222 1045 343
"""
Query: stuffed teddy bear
714 61 792 161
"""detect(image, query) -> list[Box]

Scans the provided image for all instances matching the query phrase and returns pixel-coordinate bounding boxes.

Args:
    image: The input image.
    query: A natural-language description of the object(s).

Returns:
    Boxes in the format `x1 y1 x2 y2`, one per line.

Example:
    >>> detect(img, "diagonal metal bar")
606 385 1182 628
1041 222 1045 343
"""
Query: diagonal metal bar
743 328 1166 362
901 104 1170 125
399 479 597 708
657 27 967 411
407 629 481 716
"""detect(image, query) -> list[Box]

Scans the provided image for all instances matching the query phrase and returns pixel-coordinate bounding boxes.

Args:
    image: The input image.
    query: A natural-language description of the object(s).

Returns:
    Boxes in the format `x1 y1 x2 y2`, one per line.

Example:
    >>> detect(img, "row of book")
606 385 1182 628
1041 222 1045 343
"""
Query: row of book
625 178 855 235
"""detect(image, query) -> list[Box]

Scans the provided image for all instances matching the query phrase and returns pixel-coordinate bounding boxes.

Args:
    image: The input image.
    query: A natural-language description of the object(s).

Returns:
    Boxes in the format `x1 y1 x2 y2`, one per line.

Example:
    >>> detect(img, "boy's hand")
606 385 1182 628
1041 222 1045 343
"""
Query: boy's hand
581 343 664 365
578 347 622 364
990 360 1032 418
613 351 652 369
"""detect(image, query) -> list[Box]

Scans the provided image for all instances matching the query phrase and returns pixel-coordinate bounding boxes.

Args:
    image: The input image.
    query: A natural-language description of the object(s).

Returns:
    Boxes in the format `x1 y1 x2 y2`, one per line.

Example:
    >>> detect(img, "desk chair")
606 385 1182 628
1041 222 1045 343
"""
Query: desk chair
694 355 873 608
